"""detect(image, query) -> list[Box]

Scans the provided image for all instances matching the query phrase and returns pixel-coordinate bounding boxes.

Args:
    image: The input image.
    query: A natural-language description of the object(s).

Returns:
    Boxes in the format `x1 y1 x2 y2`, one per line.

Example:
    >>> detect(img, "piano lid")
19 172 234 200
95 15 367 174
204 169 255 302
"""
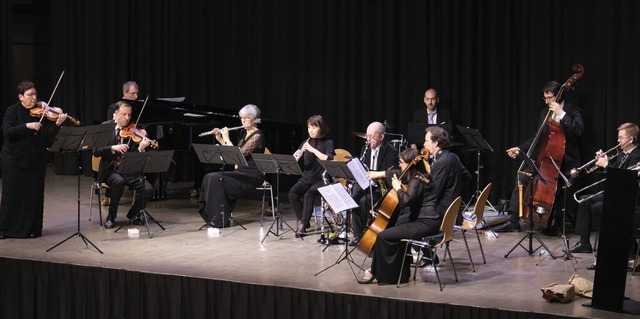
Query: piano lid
123 98 239 125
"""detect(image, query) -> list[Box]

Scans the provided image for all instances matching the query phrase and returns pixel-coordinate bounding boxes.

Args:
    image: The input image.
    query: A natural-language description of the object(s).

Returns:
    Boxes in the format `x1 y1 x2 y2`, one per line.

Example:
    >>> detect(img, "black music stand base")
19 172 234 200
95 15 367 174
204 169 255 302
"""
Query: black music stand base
47 231 103 253
115 208 165 239
261 211 296 243
314 210 364 279
504 210 556 259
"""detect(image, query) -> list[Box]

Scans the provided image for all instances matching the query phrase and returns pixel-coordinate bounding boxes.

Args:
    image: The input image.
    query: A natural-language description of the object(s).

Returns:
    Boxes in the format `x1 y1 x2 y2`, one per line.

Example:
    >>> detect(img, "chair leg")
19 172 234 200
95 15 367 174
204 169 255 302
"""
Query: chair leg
398 241 412 287
445 242 458 283
260 188 267 227
269 187 275 221
633 236 640 276
89 184 95 221
475 229 487 264
97 186 103 227
432 247 443 291
461 230 476 272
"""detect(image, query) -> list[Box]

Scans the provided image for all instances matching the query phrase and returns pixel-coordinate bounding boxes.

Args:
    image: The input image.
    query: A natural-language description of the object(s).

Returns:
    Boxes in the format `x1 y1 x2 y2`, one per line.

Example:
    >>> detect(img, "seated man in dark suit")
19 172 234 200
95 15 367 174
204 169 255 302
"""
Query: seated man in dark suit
93 101 154 229
349 121 399 246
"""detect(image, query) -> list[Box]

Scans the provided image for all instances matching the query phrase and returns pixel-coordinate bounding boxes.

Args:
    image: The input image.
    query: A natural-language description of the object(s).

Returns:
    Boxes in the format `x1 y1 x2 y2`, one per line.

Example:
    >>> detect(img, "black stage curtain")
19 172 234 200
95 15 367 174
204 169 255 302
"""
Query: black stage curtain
0 257 571 319
33 0 640 201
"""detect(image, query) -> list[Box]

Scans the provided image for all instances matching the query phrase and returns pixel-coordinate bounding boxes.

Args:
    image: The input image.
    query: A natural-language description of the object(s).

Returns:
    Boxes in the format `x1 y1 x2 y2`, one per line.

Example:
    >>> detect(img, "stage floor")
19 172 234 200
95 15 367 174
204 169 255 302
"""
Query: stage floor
1 166 639 318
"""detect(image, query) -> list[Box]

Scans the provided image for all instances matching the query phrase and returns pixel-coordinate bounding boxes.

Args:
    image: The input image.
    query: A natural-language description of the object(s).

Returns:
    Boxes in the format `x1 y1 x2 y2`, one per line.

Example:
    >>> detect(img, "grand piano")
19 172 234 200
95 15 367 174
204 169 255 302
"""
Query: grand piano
64 98 304 198
132 98 304 188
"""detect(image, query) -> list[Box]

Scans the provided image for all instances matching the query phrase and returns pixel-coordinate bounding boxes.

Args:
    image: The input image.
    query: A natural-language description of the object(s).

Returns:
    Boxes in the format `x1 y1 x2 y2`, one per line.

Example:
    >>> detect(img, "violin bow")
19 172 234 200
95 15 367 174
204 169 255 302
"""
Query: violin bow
126 94 150 147
38 70 65 125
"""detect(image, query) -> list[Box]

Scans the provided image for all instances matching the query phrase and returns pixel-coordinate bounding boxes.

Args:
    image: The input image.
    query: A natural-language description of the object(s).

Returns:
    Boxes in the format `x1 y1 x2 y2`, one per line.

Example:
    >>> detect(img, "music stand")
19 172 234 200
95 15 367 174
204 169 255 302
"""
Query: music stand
114 150 174 238
504 152 557 259
193 143 248 230
46 124 114 253
314 160 354 247
251 153 302 243
456 125 498 213
314 161 365 278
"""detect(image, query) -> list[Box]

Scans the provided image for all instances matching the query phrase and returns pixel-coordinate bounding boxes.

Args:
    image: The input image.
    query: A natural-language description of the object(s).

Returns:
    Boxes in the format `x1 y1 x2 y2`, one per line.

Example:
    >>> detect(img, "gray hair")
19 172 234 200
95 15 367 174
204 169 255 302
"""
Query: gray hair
239 104 261 123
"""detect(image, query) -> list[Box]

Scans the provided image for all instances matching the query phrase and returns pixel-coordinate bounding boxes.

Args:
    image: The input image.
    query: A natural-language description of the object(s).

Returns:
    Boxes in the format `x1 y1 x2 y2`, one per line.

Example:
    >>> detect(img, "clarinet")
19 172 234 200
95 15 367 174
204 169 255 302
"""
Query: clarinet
293 137 310 161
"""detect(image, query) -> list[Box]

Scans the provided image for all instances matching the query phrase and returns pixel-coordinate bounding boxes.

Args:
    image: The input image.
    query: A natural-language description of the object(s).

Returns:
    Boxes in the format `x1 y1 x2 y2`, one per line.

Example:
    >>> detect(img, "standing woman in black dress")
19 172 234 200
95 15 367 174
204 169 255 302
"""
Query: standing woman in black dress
198 104 266 228
288 115 335 237
0 80 68 239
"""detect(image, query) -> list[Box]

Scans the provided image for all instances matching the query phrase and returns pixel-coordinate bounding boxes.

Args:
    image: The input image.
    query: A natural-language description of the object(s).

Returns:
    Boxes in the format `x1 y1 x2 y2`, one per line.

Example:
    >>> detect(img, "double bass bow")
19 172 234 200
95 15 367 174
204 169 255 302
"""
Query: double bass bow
357 148 430 257
518 64 584 220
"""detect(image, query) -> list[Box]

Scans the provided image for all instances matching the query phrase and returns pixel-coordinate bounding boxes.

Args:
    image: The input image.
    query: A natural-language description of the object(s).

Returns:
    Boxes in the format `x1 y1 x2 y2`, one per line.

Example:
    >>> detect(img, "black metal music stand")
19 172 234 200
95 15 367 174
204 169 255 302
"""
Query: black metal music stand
114 150 174 238
314 161 364 278
46 124 114 254
504 152 557 259
316 159 356 247
456 125 497 213
193 143 248 230
251 153 302 243
549 157 578 264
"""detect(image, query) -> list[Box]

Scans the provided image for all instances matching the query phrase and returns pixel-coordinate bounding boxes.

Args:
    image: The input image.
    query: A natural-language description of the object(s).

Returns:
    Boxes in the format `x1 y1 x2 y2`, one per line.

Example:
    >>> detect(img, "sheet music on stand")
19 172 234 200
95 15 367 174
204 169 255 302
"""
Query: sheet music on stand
318 183 359 212
346 158 371 190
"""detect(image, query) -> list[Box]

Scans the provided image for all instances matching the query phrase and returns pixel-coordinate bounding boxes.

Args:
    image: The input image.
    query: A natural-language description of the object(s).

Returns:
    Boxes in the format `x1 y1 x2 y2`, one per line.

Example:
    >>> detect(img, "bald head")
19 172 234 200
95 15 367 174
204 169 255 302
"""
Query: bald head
366 121 386 149
423 88 439 111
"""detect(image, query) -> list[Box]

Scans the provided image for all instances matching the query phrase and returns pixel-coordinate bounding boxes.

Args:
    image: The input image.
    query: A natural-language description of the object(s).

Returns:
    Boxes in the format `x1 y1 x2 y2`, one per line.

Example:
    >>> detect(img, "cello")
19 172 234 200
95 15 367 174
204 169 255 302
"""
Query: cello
357 149 430 256
519 64 584 220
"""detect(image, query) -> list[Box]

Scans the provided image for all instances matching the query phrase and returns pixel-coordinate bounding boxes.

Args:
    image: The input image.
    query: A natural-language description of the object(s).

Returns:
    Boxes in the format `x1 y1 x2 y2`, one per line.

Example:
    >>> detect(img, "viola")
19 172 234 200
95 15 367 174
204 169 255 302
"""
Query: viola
120 124 159 149
30 102 81 126
357 148 430 256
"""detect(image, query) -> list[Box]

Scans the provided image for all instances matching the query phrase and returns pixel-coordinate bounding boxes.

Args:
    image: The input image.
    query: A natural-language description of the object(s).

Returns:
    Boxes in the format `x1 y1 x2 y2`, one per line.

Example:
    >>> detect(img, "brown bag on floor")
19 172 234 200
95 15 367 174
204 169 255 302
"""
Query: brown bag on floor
541 283 575 303
568 274 593 298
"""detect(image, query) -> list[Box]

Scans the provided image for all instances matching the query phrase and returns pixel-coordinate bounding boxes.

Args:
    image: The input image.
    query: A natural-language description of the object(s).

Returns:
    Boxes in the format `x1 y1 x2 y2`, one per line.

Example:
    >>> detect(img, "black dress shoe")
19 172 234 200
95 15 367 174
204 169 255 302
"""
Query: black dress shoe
493 221 521 232
348 237 360 247
540 226 562 237
357 270 375 284
104 217 115 229
0 233 6 239
295 226 306 238
586 263 596 270
131 215 146 226
567 242 593 254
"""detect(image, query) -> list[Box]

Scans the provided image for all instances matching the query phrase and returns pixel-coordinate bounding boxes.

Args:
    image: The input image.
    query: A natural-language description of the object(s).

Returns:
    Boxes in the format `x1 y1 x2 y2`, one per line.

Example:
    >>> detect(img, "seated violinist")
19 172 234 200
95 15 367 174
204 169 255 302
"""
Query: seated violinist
93 101 154 229
358 127 470 285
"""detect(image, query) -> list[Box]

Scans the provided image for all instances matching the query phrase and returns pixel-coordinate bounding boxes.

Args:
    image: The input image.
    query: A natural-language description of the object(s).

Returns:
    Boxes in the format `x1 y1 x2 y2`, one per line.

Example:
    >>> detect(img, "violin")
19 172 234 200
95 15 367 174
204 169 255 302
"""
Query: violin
119 123 159 149
30 102 81 126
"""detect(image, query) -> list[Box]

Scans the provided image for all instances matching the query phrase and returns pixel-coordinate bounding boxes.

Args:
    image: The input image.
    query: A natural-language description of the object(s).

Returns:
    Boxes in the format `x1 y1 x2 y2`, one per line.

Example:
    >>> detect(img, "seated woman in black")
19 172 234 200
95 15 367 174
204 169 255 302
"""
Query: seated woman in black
359 126 470 284
288 114 335 237
198 104 265 228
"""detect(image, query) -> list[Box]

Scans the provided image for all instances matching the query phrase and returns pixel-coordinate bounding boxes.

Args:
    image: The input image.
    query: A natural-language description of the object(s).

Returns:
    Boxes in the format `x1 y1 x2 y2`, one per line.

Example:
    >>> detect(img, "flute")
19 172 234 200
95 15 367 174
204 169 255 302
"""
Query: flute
198 125 247 137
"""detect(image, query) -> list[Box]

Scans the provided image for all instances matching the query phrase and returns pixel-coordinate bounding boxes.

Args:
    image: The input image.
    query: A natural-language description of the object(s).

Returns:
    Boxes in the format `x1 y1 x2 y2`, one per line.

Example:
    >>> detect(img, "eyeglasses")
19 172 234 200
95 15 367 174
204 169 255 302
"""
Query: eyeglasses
24 92 38 97
543 96 556 101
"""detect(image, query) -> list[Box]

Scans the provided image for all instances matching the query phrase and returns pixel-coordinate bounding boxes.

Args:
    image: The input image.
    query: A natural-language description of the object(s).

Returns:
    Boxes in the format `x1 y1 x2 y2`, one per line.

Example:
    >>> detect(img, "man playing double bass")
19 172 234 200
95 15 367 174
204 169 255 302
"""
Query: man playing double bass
497 81 584 234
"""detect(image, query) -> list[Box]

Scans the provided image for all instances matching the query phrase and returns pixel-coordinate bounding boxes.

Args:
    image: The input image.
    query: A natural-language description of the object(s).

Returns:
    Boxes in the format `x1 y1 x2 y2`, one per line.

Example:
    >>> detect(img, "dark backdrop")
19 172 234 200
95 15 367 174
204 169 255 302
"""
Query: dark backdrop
3 0 640 202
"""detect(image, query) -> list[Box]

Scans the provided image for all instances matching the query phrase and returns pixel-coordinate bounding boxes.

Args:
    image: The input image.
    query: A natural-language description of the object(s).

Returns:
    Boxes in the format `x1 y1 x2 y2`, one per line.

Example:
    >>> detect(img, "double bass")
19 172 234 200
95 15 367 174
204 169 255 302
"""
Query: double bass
519 64 584 220
357 149 430 256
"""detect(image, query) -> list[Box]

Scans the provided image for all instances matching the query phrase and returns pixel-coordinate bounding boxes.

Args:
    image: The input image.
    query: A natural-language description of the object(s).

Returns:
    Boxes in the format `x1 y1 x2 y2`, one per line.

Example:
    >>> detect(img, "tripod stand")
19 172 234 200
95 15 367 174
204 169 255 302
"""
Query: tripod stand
549 158 579 264
314 182 363 278
47 124 115 253
456 125 498 213
193 143 248 231
505 152 557 259
252 153 301 243
113 151 174 238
